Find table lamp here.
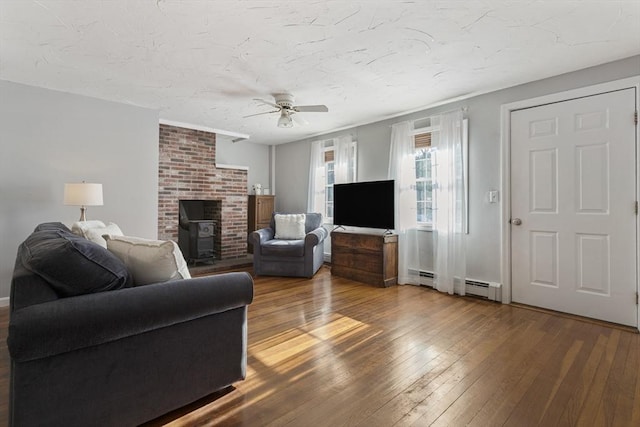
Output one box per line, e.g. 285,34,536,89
64,182,103,221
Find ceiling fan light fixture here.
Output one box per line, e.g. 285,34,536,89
277,111,293,128
250,93,328,128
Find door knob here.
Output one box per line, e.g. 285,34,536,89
511,218,522,226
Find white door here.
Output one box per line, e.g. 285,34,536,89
511,88,637,326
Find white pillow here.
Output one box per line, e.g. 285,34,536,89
274,214,306,240
71,220,106,237
84,223,124,248
104,235,191,286
71,220,124,247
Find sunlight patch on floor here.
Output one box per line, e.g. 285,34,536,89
251,313,378,373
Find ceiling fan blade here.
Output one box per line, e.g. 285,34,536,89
292,113,309,126
254,98,280,109
243,109,280,118
294,105,328,113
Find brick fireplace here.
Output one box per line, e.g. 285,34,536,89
158,124,247,259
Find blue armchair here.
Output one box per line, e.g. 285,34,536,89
248,212,328,278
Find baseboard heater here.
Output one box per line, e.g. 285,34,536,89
414,270,502,302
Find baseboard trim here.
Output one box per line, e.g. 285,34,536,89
408,269,502,302
0,297,9,307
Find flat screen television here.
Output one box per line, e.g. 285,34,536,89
333,180,395,230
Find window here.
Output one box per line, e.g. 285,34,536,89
413,123,439,227
412,116,468,231
321,137,357,223
324,148,335,220
415,133,434,225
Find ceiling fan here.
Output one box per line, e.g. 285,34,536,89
244,93,328,128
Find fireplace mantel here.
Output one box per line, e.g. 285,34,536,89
216,163,249,171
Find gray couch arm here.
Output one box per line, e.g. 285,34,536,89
305,227,328,249
249,227,275,254
8,272,254,362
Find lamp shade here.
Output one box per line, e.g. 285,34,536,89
64,183,103,206
277,111,293,128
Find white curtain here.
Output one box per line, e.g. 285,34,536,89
388,121,419,285
307,140,325,213
308,136,356,213
433,110,466,295
333,135,354,184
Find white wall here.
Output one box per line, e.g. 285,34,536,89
216,136,271,195
275,55,640,283
0,80,159,299
273,139,314,213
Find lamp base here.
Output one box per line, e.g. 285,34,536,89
79,206,87,222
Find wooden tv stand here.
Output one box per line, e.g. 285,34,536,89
330,230,398,287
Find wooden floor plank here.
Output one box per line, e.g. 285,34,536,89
278,302,506,427
597,330,633,426
429,315,549,427
612,330,638,427
0,265,639,427
556,330,610,426
575,329,622,426
360,310,529,427
632,335,640,426
409,313,560,427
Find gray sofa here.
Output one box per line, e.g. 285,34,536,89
7,222,254,427
248,212,328,278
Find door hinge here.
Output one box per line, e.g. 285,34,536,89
636,292,639,305
635,110,639,125
635,201,639,215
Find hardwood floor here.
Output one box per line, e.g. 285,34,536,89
1,265,639,426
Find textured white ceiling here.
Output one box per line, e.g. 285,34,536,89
1,1,639,145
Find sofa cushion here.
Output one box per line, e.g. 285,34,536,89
261,239,305,257
20,228,132,297
105,235,191,286
274,214,306,240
